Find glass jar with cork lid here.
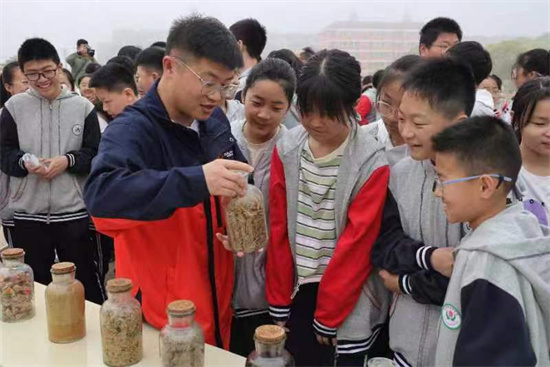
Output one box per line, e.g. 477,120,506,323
100,278,143,367
160,300,205,367
246,325,295,366
45,261,86,343
222,172,268,253
0,248,35,322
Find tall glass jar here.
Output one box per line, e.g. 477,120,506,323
100,278,143,367
246,325,295,367
0,248,35,322
160,300,205,367
222,172,268,253
45,262,86,343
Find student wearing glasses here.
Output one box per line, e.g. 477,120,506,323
364,54,422,167
419,17,462,59
0,38,104,304
84,15,253,349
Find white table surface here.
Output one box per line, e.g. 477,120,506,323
0,283,246,367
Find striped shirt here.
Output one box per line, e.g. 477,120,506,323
295,137,349,284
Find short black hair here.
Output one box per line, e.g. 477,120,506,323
1,62,21,107
372,69,385,89
377,55,423,99
300,47,315,62
515,48,550,77
167,15,243,70
77,39,88,47
402,58,476,118
135,47,165,74
267,49,303,79
18,38,60,71
297,49,362,125
107,55,135,74
244,58,296,105
117,45,143,61
229,18,267,62
447,41,492,85
151,41,166,49
84,62,102,74
488,74,503,90
432,115,522,191
61,68,75,91
89,63,138,95
420,17,463,48
512,76,550,142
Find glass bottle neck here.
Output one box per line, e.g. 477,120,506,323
255,340,285,357
168,312,195,328
51,271,76,284
3,257,24,267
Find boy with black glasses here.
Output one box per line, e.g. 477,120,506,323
0,38,104,303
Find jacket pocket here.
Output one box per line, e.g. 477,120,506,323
11,177,28,202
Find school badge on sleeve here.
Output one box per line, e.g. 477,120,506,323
442,304,462,330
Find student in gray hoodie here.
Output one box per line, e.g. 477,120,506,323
432,116,550,366
227,58,295,356
0,38,103,303
372,58,476,367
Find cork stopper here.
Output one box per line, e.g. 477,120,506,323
1,248,25,260
106,278,133,293
167,300,196,316
51,262,76,275
254,325,286,344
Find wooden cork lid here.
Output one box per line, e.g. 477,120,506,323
51,262,76,274
167,300,196,315
254,325,286,344
106,278,133,293
1,248,25,260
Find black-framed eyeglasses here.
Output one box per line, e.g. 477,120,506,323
170,55,235,97
24,69,58,82
375,100,397,117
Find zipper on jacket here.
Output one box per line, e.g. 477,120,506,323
47,101,54,223
203,199,224,348
214,197,223,228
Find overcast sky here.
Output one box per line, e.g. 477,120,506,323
1,0,549,62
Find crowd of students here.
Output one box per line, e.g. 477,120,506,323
0,14,549,367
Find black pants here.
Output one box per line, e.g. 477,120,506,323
230,311,273,357
89,230,114,284
2,226,14,247
13,218,106,304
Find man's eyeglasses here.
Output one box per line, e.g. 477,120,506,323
375,100,397,117
170,55,235,97
433,174,512,193
24,69,57,82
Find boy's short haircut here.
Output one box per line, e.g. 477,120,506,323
135,47,165,74
297,49,361,125
432,115,522,190
117,45,143,61
402,58,476,118
167,15,243,70
447,41,493,85
300,47,315,62
89,63,138,95
419,17,463,48
77,39,88,47
377,55,423,99
267,48,303,78
107,55,135,75
229,18,267,62
18,38,60,70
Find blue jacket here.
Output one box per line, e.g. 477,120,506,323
84,82,246,349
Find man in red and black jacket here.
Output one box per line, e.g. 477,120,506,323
84,15,252,349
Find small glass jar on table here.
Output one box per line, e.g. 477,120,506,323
100,278,143,367
160,300,205,367
246,325,295,367
222,172,268,253
45,262,86,343
0,248,35,322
